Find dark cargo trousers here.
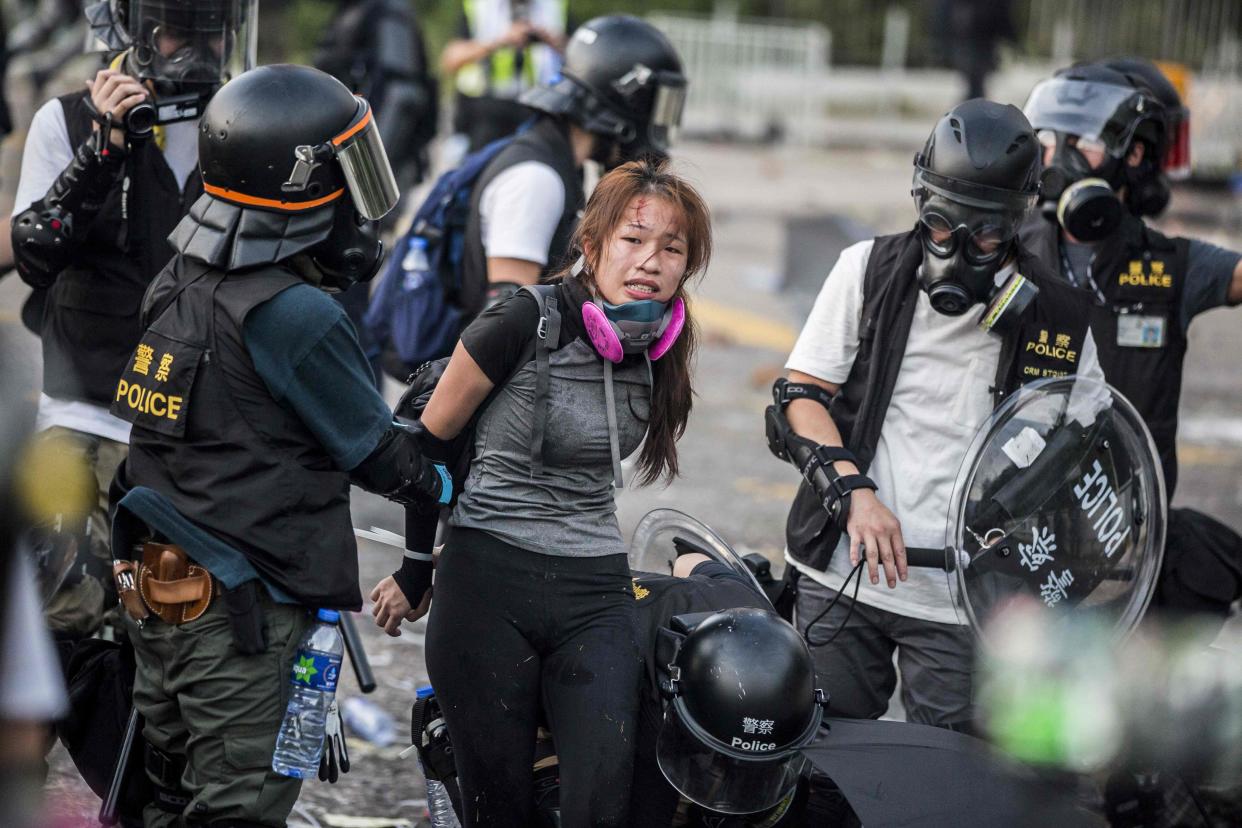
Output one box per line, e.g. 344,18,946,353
795,576,976,728
125,594,311,826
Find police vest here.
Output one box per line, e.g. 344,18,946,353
460,116,582,316
786,229,1093,572
1022,212,1190,498
113,257,361,608
40,91,201,405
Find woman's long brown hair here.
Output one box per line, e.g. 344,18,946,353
556,158,712,485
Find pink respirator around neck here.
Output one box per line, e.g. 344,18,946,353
581,298,686,363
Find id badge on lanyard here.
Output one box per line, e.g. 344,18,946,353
1115,310,1167,349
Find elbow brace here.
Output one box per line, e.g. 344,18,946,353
12,135,126,288
350,423,453,506
765,378,877,530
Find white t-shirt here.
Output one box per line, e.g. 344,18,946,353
13,98,200,444
784,239,1104,624
478,160,566,266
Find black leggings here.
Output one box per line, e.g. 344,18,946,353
425,528,641,827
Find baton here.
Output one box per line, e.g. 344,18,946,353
339,611,377,694
98,706,141,826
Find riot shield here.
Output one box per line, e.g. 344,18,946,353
944,376,1165,642
629,508,769,603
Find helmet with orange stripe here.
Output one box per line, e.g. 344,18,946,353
172,63,400,289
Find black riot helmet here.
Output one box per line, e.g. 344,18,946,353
520,15,687,164
911,99,1041,326
1024,62,1169,230
657,608,827,815
178,64,400,288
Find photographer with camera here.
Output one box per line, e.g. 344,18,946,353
9,0,254,641
442,0,569,152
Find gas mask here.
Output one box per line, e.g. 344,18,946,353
307,199,385,292
914,190,1037,334
1037,131,1124,243
114,0,256,131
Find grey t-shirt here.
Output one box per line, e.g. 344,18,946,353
1061,237,1239,333
452,298,652,558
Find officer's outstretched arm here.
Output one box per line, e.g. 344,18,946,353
12,136,125,288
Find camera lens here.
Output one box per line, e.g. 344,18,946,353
125,101,157,137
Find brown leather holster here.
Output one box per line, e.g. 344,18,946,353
113,543,213,624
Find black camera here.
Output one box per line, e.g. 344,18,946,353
123,91,206,138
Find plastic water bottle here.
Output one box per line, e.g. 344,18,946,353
272,609,344,778
402,237,430,291
416,686,461,828
340,696,398,746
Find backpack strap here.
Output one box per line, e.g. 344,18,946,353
522,284,561,476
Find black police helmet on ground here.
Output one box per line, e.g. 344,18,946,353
521,15,685,156
658,608,824,814
199,64,356,213
673,608,819,751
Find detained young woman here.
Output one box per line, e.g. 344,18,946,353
370,158,713,826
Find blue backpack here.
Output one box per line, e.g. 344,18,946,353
363,128,524,372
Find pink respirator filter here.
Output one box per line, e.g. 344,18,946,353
581,297,686,363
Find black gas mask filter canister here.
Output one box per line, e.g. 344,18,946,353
1039,131,1124,243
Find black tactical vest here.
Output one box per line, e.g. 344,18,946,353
460,116,583,317
113,257,361,608
1022,212,1190,497
787,229,1093,572
40,91,202,404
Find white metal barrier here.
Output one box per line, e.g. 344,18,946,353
648,12,831,146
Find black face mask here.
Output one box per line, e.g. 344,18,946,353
309,201,385,292
1040,132,1124,242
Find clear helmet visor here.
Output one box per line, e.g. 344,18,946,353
127,0,256,90
333,99,400,221
656,705,810,815
1023,78,1148,159
944,376,1166,645
647,79,687,152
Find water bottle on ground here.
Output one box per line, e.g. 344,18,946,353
272,609,344,778
341,696,399,746
416,686,460,828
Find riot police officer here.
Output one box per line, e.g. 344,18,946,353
9,0,253,640
459,14,687,316
1022,59,1242,501
1021,60,1242,622
108,64,449,827
771,100,1104,734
